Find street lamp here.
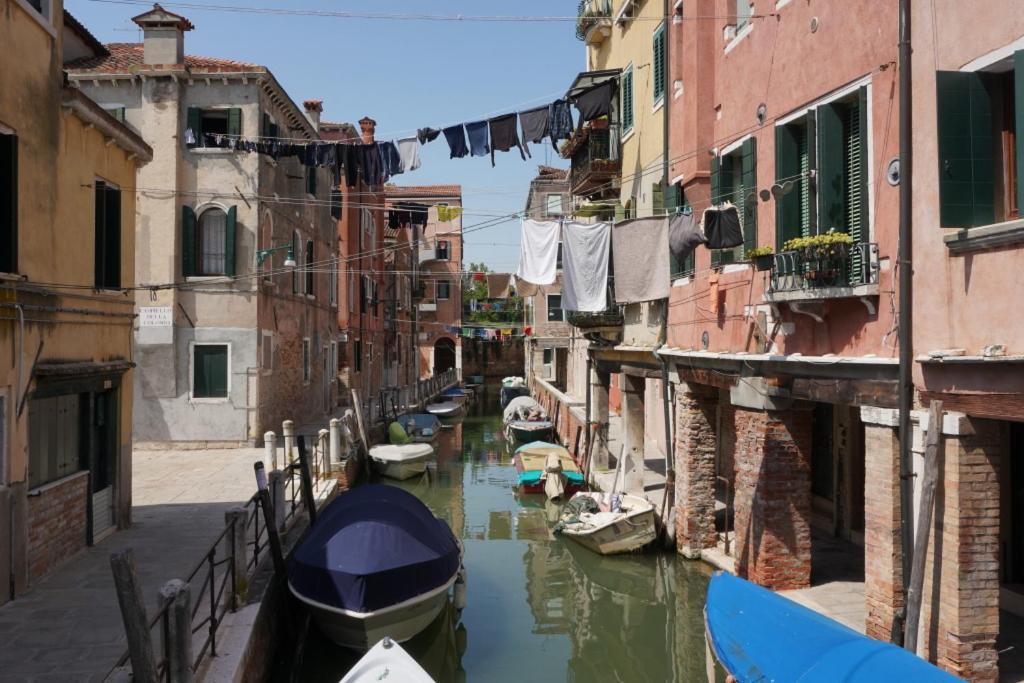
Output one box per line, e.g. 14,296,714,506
256,244,297,268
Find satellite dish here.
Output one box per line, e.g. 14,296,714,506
781,180,795,196
770,184,784,199
759,189,772,202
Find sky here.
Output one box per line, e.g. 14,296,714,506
65,0,584,273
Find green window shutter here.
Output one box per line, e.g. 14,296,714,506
817,101,846,233
0,134,16,273
846,87,870,281
194,345,228,398
111,107,126,123
652,182,665,214
224,205,237,277
227,108,242,138
775,124,802,249
664,183,680,212
292,232,299,294
653,25,666,104
1015,51,1024,217
614,202,626,221
622,68,634,131
186,107,202,147
306,240,314,296
182,205,197,277
262,113,270,137
710,155,722,267
741,136,758,254
937,71,994,228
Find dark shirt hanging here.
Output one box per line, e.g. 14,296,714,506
669,211,706,263
465,120,490,158
574,80,615,126
417,127,441,144
360,143,385,186
488,114,526,167
548,99,575,152
443,124,469,159
518,105,549,157
397,202,429,228
342,144,361,187
380,141,403,177
703,205,744,250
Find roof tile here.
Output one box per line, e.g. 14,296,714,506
65,43,262,73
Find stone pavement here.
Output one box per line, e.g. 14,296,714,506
0,448,263,683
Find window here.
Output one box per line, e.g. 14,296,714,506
193,344,229,399
547,294,564,321
710,137,758,264
28,394,83,489
546,193,564,217
25,0,52,21
669,189,696,279
305,240,314,297
105,107,126,123
261,332,274,372
94,181,121,289
329,265,338,307
186,107,242,147
302,338,311,383
556,241,563,270
354,339,362,372
331,189,342,220
1,131,17,274
330,341,338,376
183,206,237,277
0,393,6,487
262,113,279,139
775,87,869,260
937,54,1024,228
437,239,450,261
542,348,553,379
437,280,451,300
622,65,635,132
292,231,301,294
653,23,667,105
306,165,317,197
736,0,752,30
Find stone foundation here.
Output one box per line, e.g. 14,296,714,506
27,472,88,584
674,385,718,557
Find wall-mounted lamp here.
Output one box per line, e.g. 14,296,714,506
256,244,297,268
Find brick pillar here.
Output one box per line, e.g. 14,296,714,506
622,374,646,494
920,418,1001,682
862,409,904,643
591,367,610,470
732,406,812,590
674,384,718,558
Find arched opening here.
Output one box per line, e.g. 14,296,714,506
198,207,227,275
433,337,456,374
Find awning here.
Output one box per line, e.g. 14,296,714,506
35,360,134,377
566,68,621,99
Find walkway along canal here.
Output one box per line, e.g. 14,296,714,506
286,385,713,682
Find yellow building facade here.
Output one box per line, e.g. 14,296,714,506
0,0,151,600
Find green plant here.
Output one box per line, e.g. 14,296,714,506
744,246,774,259
782,229,853,256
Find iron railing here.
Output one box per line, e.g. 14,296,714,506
569,124,621,197
768,242,879,294
576,0,612,40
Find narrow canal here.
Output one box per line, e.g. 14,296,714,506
296,385,713,682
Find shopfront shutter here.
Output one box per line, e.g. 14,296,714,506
186,107,201,147
817,101,846,233
937,71,994,228
224,205,237,277
182,205,197,277
741,136,758,254
227,108,242,138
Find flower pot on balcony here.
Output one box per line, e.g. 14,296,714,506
753,254,774,271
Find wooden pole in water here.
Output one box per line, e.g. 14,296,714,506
296,436,318,527
254,461,287,578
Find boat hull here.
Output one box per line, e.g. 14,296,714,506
372,457,429,480
508,423,553,443
290,573,457,650
560,507,657,554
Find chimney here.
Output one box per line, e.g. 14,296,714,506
131,4,194,66
303,100,323,132
359,117,377,144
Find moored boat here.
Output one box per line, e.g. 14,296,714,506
704,572,960,682
397,413,443,444
339,637,435,683
507,419,554,443
513,441,585,498
426,401,462,418
440,387,473,404
370,443,434,480
289,485,463,651
554,491,656,555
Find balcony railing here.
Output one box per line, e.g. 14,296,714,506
767,242,880,297
568,123,621,198
576,0,613,43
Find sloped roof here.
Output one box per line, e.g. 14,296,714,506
535,165,569,181
384,184,462,199
65,43,263,73
63,11,109,58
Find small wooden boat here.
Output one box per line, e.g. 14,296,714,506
704,572,960,682
554,491,656,555
370,443,434,480
513,442,585,499
289,486,462,651
426,401,462,418
499,385,529,410
397,414,443,444
340,637,435,683
440,387,473,404
507,419,554,443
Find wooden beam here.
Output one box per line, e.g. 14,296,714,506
674,365,737,391
791,378,899,408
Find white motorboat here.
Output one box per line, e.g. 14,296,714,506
425,401,462,418
555,491,657,555
339,637,435,683
369,443,434,480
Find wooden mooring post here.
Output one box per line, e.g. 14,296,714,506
158,579,193,683
296,436,318,526
109,548,159,682
254,461,287,578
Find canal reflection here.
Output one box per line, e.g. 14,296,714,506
297,385,712,682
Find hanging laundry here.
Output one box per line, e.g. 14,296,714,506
488,113,526,166
516,219,560,286
703,204,743,250
397,137,421,173
465,120,490,157
470,299,479,312
574,80,615,126
418,127,441,145
380,141,402,177
342,144,361,187
443,124,469,159
184,128,197,146
524,326,533,336
518,105,549,156
486,273,512,299
493,302,503,312
437,205,463,222
548,99,575,152
612,217,671,304
561,221,611,312
709,270,721,316
669,211,706,264
360,143,386,185
501,328,513,336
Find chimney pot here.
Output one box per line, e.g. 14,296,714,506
132,3,194,66
359,116,377,144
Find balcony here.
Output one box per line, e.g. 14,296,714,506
566,285,624,346
576,0,613,45
566,123,621,199
765,242,881,318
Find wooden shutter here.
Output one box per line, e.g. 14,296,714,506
94,181,106,287
194,345,228,398
104,185,121,288
847,88,870,282
937,71,995,228
775,124,802,248
262,113,271,137
622,68,634,131
817,101,846,233
1015,51,1024,217
306,240,314,296
652,182,665,215
741,136,758,254
182,205,197,277
186,107,202,147
227,108,242,138
710,155,722,266
292,232,299,293
111,108,126,123
224,205,237,277
653,25,666,104
0,134,16,273
331,189,342,219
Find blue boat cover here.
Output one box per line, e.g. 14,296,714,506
289,485,460,613
705,572,962,682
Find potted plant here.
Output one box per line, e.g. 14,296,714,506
745,246,774,271
782,230,854,286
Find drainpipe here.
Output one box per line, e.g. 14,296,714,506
662,0,670,188
656,343,675,544
896,0,915,648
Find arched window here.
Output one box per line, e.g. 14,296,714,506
199,208,227,275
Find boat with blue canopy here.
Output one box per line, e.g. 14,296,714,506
289,485,463,651
704,572,962,682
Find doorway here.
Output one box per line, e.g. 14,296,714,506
88,389,117,541
434,338,456,374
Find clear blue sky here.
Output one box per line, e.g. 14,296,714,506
66,0,582,273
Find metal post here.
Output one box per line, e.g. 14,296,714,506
282,420,295,464
225,507,249,609
329,418,342,471
896,0,915,648
110,549,159,682
297,436,318,526
317,428,329,478
269,469,286,532
159,579,193,683
254,462,287,578
264,431,278,471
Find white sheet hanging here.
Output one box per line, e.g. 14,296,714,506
397,137,421,172
560,221,611,312
515,219,560,286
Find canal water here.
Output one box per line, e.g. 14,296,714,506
296,386,713,682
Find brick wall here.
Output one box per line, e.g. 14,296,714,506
674,386,719,557
532,381,587,463
462,338,525,379
732,407,812,590
864,423,904,642
27,472,88,584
